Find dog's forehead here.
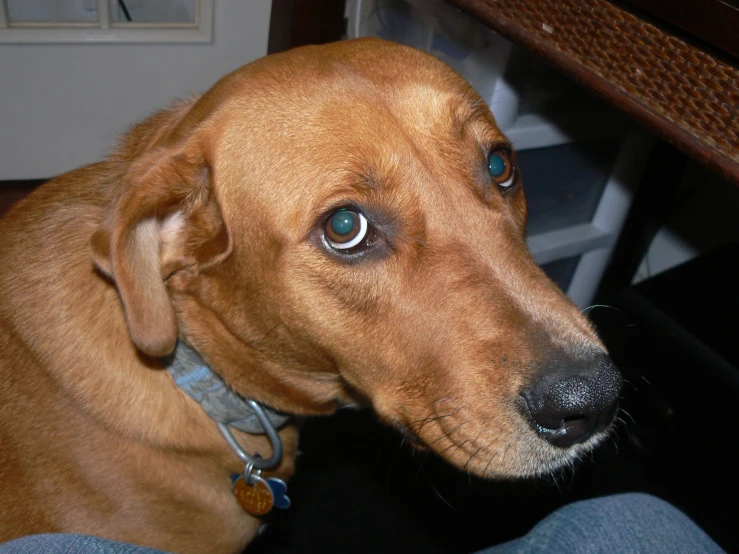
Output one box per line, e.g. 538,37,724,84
318,53,486,135
208,39,501,154
211,40,509,223
227,40,481,128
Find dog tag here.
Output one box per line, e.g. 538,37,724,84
266,477,291,510
233,475,274,516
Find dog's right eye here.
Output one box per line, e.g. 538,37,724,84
324,209,369,251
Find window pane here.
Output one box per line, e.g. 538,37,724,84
109,0,196,24
6,0,98,23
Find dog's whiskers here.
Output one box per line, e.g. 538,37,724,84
408,400,464,439
413,420,468,486
428,421,467,449
462,429,488,478
417,465,459,512
412,409,459,433
408,398,451,424
619,407,636,425
581,303,623,316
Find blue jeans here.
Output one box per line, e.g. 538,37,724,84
477,493,724,554
0,493,724,553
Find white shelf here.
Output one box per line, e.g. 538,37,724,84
528,223,613,265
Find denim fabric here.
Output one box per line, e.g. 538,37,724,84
478,493,724,554
0,493,725,553
0,534,170,553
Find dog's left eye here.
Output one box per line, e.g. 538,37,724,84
324,209,369,250
488,149,516,190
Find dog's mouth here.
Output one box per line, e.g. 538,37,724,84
386,403,616,479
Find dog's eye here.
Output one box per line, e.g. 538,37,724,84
488,149,516,189
325,209,369,250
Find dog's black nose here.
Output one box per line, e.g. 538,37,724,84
521,353,621,448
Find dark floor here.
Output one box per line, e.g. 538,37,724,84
249,245,739,554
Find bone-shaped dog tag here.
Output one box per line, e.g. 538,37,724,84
233,475,274,516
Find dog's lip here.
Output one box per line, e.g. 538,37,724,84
390,409,610,478
390,421,425,447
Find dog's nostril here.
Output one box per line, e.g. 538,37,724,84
522,355,622,448
559,416,592,444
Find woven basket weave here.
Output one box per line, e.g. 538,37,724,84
450,0,739,184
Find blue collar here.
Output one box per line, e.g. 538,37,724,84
167,341,291,513
166,341,290,435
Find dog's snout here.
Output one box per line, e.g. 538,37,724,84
522,353,622,448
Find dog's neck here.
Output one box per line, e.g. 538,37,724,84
167,341,290,434
168,341,294,516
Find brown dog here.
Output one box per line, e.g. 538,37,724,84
0,38,621,553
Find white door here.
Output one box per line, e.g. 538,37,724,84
0,1,272,180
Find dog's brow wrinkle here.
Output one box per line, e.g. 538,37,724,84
335,167,377,191
450,90,498,134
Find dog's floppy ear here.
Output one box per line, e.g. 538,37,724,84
91,138,231,358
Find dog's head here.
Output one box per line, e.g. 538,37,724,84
92,38,620,478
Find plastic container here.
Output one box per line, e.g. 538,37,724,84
347,0,519,129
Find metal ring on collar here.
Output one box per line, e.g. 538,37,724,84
217,400,284,470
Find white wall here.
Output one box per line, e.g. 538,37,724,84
0,1,272,180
